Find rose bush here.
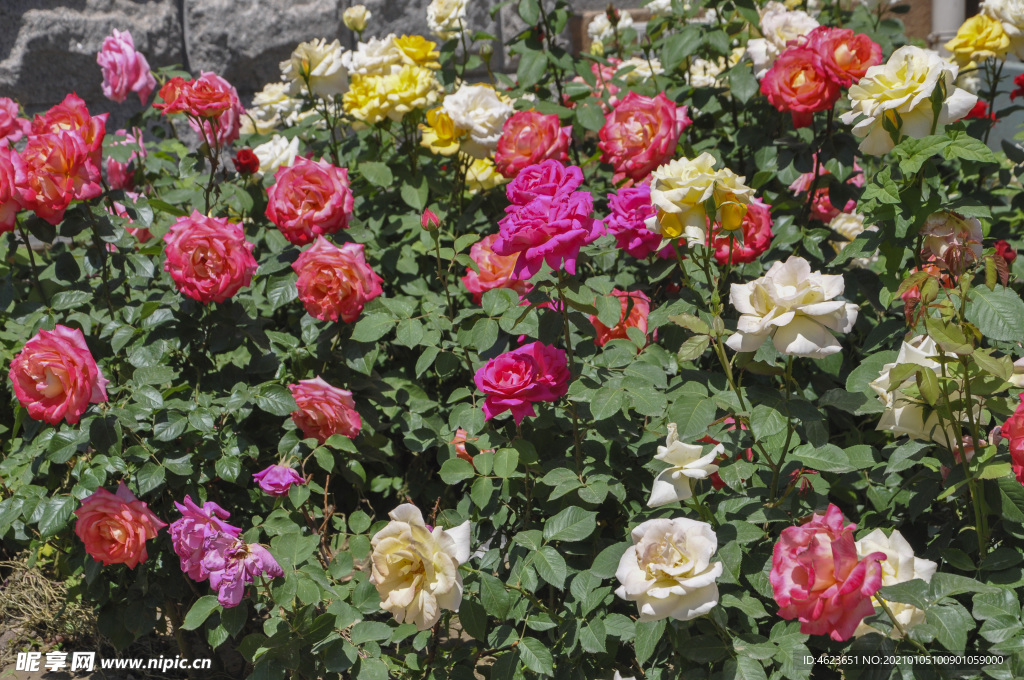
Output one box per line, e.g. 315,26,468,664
2,1,1024,679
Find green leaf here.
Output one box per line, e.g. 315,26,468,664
518,50,548,89
359,161,393,186
543,506,597,542
591,542,629,579
182,595,220,630
350,313,395,343
666,391,716,441
439,458,475,484
51,290,92,310
350,621,393,645
924,318,972,355
518,636,553,676
533,546,567,589
493,448,519,478
966,285,1024,342
925,603,973,652
634,619,666,665
255,384,297,416
38,496,75,538
728,65,759,103
662,26,701,72
576,101,606,132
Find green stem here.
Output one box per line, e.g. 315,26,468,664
14,219,48,306
556,271,583,471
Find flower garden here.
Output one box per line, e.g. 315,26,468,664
2,0,1024,677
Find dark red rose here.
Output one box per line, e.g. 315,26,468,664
232,148,259,175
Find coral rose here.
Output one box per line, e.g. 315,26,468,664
96,29,157,104
74,483,166,569
589,289,651,347
605,185,671,259
615,518,722,621
188,73,244,147
461,233,532,303
162,211,257,304
292,237,383,322
170,496,241,582
760,45,840,128
494,110,571,178
710,197,774,265
805,27,882,87
9,325,109,426
0,97,30,146
266,157,355,246
31,93,108,172
289,376,362,443
370,504,471,629
598,91,691,183
17,131,101,224
252,464,306,497
770,504,885,641
474,341,570,424
0,147,25,233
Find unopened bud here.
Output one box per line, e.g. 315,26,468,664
421,208,441,231
480,43,494,65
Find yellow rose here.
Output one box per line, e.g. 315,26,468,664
394,35,441,70
384,65,441,121
712,169,753,232
945,14,1010,65
465,156,506,193
343,74,390,125
419,107,465,156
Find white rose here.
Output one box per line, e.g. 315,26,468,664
341,35,403,77
615,518,722,621
428,0,468,40
343,4,372,33
241,82,304,135
841,46,977,156
854,529,937,638
687,57,726,88
280,39,348,98
588,11,634,42
253,134,300,176
370,504,472,630
648,423,721,507
613,673,637,680
441,84,513,158
869,335,967,444
747,3,818,77
726,256,859,358
618,57,664,83
646,0,673,16
983,0,1024,57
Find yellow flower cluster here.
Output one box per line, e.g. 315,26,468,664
341,35,443,125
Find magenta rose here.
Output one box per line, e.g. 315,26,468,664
474,341,569,424
266,157,355,246
97,29,157,104
605,184,673,259
202,536,283,607
598,91,691,184
170,496,241,582
163,211,258,304
9,325,109,426
770,504,885,641
494,110,572,179
0,97,29,146
290,377,362,443
252,464,306,497
292,237,383,323
504,159,584,207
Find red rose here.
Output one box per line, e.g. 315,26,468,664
233,149,259,175
996,239,1018,263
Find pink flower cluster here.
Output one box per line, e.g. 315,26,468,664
770,504,885,641
492,160,603,280
761,27,881,128
474,341,569,424
170,496,282,607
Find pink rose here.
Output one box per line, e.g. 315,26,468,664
97,29,157,104
598,92,691,184
292,237,383,322
605,184,673,259
106,128,146,191
74,483,166,569
17,132,102,225
461,233,533,303
494,190,603,280
770,504,885,641
170,496,241,582
266,157,355,246
0,98,30,146
187,73,243,147
290,377,362,443
252,464,306,497
31,93,108,173
805,27,882,87
9,324,109,426
760,46,840,128
494,110,572,179
589,289,651,347
0,147,25,233
710,197,774,265
474,341,569,424
202,536,283,607
504,159,584,207
163,211,257,304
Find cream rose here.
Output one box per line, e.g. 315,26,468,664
615,518,722,621
747,2,819,77
726,256,858,358
646,0,673,16
618,57,664,83
343,5,372,33
869,335,966,445
983,0,1024,57
648,424,721,507
253,134,300,175
587,11,635,43
841,46,977,156
428,0,468,40
341,35,403,77
369,504,472,630
441,84,514,158
280,39,348,98
853,529,937,638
